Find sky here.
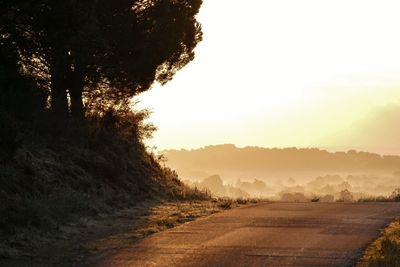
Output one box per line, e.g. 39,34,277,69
137,0,400,155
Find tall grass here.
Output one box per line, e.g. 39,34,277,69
357,219,400,267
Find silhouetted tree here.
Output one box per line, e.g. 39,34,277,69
1,0,202,119
0,26,46,119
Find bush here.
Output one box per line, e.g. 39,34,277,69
320,195,335,202
357,219,400,267
365,234,400,267
236,198,248,205
311,196,320,202
391,188,400,202
378,237,400,266
218,199,234,209
337,189,354,202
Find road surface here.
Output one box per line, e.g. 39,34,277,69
90,202,400,267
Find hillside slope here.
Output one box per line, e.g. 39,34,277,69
0,114,207,260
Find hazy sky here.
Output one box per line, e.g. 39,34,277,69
137,0,400,155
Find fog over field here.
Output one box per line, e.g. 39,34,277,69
162,145,400,200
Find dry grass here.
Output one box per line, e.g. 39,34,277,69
357,218,400,267
86,198,260,253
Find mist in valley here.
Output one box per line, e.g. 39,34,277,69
183,173,400,201
163,145,400,201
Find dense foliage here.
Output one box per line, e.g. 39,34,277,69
0,0,202,118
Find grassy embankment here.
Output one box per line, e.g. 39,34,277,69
357,189,400,266
357,218,400,267
0,109,209,264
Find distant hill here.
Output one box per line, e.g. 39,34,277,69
161,144,400,180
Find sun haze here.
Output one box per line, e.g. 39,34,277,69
137,0,400,155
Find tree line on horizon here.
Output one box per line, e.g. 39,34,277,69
162,144,400,172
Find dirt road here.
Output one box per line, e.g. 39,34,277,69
89,202,400,267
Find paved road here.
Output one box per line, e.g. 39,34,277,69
92,202,400,267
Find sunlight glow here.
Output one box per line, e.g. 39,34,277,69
137,0,400,155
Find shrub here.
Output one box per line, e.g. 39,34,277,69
320,195,335,202
357,219,400,267
236,198,248,205
391,188,400,202
218,199,233,209
378,237,400,266
311,196,320,202
366,234,400,266
337,189,354,202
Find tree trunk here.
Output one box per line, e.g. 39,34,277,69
68,60,85,119
50,49,69,118
69,79,84,119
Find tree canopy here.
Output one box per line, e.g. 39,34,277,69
0,0,203,118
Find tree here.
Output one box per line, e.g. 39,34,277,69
1,0,203,119
391,188,400,202
0,23,46,119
